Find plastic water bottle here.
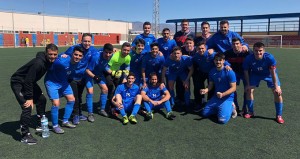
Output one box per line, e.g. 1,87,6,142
41,115,50,138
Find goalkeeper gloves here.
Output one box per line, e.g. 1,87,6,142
93,75,101,83
122,70,129,76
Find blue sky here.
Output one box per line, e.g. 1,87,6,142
0,0,299,23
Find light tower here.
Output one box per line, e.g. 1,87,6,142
152,0,159,37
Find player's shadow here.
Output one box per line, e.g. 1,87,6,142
252,115,275,121
194,115,220,124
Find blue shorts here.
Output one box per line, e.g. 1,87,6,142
143,101,165,110
202,96,233,124
250,73,280,88
45,81,73,100
116,98,135,112
167,72,187,81
86,76,106,88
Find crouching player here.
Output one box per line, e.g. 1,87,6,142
44,46,84,134
111,73,142,125
141,72,175,120
200,53,236,124
243,42,284,124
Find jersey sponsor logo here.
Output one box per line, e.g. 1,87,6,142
164,47,168,50
126,93,130,97
152,94,157,98
257,67,263,71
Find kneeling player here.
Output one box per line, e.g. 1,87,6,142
200,53,237,124
111,73,142,125
45,46,84,133
243,42,284,124
141,72,175,120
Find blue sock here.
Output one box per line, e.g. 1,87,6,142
119,108,126,117
100,93,108,110
246,100,254,113
184,91,190,106
86,93,93,113
131,104,140,116
275,102,283,116
144,102,152,113
63,101,75,123
164,100,172,112
170,90,175,105
51,106,59,126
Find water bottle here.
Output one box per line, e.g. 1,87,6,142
41,115,50,138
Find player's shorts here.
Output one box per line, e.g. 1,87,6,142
202,95,234,124
167,72,187,81
86,76,106,88
115,98,135,112
45,81,73,100
250,73,281,88
143,100,166,110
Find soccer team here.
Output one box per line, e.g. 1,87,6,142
10,20,285,145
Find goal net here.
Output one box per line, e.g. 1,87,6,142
242,35,282,48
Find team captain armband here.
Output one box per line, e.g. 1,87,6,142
269,65,276,70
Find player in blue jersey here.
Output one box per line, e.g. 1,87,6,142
192,41,216,112
141,42,165,88
194,21,212,45
157,28,177,59
44,46,84,133
224,38,252,115
65,33,99,123
141,72,175,120
131,21,156,53
174,19,195,48
161,46,194,112
111,73,142,125
200,53,237,124
130,39,146,85
11,44,58,145
206,20,248,53
243,42,284,124
85,43,114,118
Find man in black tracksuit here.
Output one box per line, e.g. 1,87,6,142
10,43,58,145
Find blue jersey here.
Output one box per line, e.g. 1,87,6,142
193,51,216,73
142,85,167,101
157,38,177,59
65,44,98,80
243,52,277,77
206,30,248,53
45,56,78,85
142,53,165,77
87,51,111,77
130,50,146,78
209,67,236,98
132,34,156,53
114,83,140,104
164,55,192,74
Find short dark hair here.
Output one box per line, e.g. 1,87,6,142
162,28,170,32
149,72,158,79
82,33,92,40
143,21,151,27
45,43,58,52
220,20,229,25
214,53,225,60
135,38,145,46
196,41,206,47
232,37,241,43
103,43,114,52
73,46,84,54
150,42,159,48
172,46,182,53
253,42,265,48
127,72,135,78
201,21,210,27
121,42,131,48
185,37,194,43
181,19,189,23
